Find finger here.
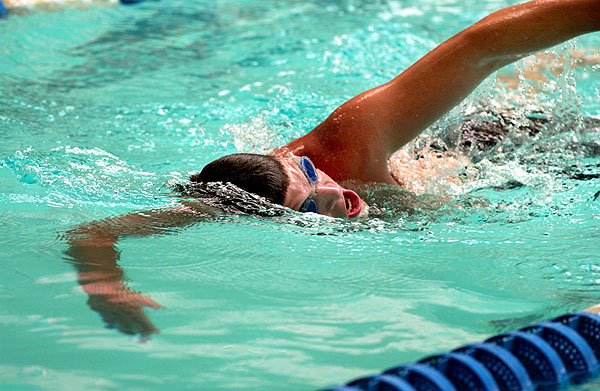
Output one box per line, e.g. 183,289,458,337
124,292,163,309
104,290,163,309
139,294,163,309
131,311,160,336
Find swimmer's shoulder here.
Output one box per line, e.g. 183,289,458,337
276,123,398,185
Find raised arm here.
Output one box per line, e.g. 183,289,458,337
291,0,600,184
64,203,211,337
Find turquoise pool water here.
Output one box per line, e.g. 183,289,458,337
1,1,599,390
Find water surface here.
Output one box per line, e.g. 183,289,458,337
1,0,599,390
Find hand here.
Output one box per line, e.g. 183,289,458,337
83,279,163,336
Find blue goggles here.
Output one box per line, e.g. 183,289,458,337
294,156,319,213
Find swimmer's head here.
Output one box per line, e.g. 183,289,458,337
190,153,289,205
189,153,368,219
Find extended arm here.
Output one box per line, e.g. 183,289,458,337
64,203,211,336
293,0,600,184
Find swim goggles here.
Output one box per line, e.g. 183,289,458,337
293,156,319,213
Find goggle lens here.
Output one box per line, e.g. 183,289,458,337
294,156,319,214
299,157,318,184
300,199,318,213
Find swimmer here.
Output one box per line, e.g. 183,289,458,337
65,0,600,336
194,0,600,219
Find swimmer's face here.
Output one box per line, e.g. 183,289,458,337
279,156,368,219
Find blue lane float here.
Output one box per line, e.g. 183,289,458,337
521,322,599,383
486,331,569,390
0,0,8,18
0,0,145,18
554,313,600,360
454,343,534,391
385,364,457,391
320,312,600,391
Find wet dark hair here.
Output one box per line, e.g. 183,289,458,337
189,153,289,205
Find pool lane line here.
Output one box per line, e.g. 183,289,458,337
0,0,147,18
320,307,600,391
0,0,8,18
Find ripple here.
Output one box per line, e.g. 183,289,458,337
515,258,600,287
2,146,170,210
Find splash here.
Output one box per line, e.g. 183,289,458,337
222,112,285,154
389,42,599,199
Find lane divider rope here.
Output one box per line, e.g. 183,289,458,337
321,312,600,391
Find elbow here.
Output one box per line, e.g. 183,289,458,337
66,225,117,249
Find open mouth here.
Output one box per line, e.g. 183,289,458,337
343,190,362,218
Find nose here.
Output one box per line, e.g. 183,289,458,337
316,186,346,217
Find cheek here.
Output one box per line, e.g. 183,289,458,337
316,192,346,218
284,183,311,211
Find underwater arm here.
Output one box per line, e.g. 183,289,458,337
312,0,600,168
64,203,209,336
